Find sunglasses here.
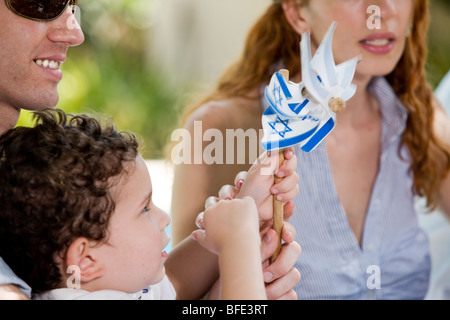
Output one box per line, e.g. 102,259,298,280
5,0,77,21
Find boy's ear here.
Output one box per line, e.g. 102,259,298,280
282,0,310,35
65,237,105,283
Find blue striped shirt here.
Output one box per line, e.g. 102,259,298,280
289,76,431,299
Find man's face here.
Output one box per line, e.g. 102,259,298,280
0,1,84,112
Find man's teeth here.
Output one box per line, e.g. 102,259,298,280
35,59,60,69
363,39,390,46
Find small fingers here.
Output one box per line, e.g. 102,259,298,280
195,211,204,229
191,229,206,245
205,196,219,209
218,184,238,200
234,171,247,190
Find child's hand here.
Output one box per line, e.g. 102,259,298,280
191,197,260,255
202,148,301,299
211,148,299,223
191,197,267,300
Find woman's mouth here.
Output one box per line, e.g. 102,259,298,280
360,33,396,55
361,38,391,46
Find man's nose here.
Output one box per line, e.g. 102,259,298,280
46,6,85,47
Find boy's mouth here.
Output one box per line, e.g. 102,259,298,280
162,235,170,258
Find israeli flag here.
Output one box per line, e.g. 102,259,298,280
261,22,359,152
262,71,335,152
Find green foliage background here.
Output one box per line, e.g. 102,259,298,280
427,0,450,88
17,0,450,159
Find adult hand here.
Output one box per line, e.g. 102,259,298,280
260,219,301,300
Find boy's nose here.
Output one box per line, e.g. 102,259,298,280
158,208,171,230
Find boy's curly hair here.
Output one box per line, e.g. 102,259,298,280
0,109,139,294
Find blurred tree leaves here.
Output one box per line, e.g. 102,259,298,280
427,0,450,88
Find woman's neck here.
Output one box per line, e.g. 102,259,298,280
335,74,380,128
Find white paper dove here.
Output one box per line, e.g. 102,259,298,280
261,22,360,152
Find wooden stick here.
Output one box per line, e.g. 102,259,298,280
301,86,346,113
268,70,347,263
280,69,346,114
271,150,285,263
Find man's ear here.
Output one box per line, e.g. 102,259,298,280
282,0,310,35
65,237,105,283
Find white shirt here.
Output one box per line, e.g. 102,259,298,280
33,275,176,300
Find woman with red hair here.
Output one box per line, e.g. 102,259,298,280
171,0,450,299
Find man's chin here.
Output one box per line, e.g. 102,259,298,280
21,94,59,112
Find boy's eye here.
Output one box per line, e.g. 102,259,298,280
142,205,150,214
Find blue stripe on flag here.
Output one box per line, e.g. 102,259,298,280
289,99,309,114
276,72,292,99
261,124,319,151
301,117,334,152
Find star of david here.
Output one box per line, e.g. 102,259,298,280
269,117,292,138
272,84,283,108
